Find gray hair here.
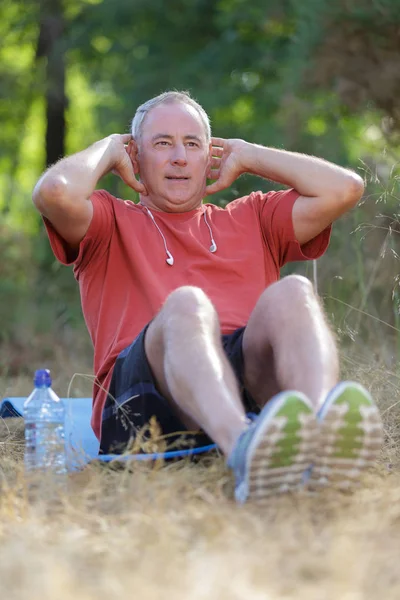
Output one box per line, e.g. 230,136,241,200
131,91,211,144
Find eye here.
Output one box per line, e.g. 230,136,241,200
187,141,199,147
156,140,170,146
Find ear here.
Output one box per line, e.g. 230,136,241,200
127,139,140,175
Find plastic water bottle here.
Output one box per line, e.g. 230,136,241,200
23,369,67,477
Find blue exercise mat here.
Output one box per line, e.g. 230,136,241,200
0,397,217,468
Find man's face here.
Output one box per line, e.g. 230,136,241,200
133,102,211,212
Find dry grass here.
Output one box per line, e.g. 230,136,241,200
1,344,400,600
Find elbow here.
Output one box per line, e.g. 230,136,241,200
342,173,365,208
33,174,69,214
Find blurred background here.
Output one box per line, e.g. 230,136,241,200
1,0,400,383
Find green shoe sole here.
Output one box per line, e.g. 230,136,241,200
232,391,318,503
309,382,384,490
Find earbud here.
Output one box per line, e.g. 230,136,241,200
166,251,174,266
210,241,217,253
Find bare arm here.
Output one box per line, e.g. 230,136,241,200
206,139,364,244
32,134,146,250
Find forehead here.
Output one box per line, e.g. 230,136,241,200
142,103,206,139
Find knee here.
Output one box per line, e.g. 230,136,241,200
275,275,314,298
163,286,217,324
260,275,316,314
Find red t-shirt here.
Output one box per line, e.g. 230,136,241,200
44,188,331,440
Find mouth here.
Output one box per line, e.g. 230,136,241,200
165,176,190,181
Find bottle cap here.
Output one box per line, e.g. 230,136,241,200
34,369,52,387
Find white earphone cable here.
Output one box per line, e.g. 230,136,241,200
144,207,174,265
203,210,217,253
143,205,217,266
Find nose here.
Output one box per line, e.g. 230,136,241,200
171,144,187,167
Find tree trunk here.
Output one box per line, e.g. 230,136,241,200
36,0,67,167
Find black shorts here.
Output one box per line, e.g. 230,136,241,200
100,325,259,454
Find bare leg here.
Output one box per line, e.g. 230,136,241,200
243,275,339,411
145,286,248,456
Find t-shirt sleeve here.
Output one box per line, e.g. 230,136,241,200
42,189,115,276
257,188,331,267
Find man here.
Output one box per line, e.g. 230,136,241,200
33,91,383,503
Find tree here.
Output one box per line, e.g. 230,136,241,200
37,0,67,166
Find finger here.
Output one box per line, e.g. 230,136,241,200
114,168,147,195
128,177,147,195
121,133,133,143
205,175,229,195
211,147,224,158
208,168,220,180
210,157,221,169
211,137,225,147
205,182,223,196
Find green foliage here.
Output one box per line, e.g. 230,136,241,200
0,224,34,341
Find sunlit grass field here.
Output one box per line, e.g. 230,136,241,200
1,342,400,600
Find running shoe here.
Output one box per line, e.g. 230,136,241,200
228,390,318,503
308,381,384,490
